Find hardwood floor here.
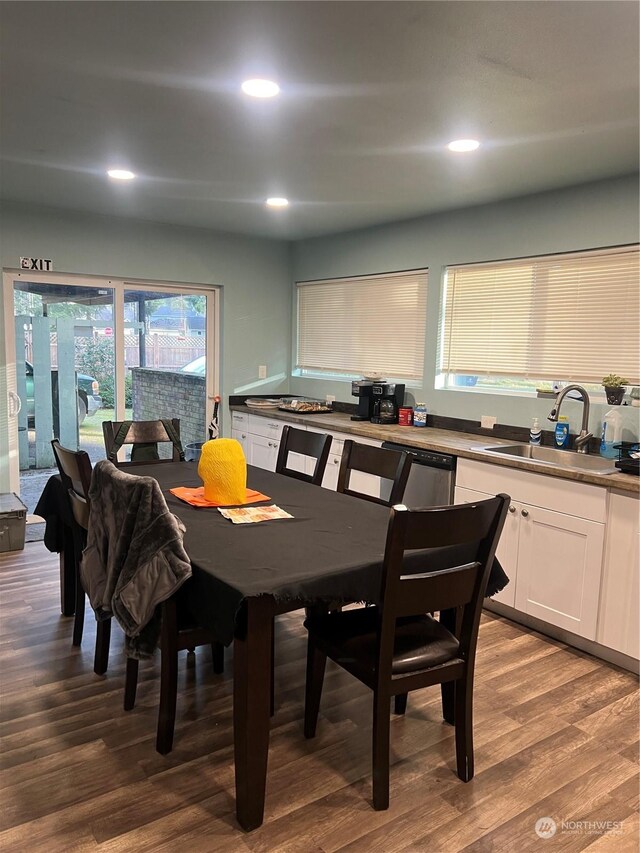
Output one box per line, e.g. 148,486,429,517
0,543,638,852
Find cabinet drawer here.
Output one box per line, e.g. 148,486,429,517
329,431,382,455
248,414,289,439
456,459,606,523
231,411,248,430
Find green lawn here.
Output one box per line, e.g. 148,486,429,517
79,408,134,438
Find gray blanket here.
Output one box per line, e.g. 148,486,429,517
81,459,192,658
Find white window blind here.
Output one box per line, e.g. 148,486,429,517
297,270,428,380
441,245,640,384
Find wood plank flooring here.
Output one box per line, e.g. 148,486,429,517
0,543,638,852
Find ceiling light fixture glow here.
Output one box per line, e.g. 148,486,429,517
241,78,280,98
265,197,289,208
447,139,480,152
107,169,136,180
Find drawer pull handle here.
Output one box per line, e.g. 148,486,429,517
521,509,529,518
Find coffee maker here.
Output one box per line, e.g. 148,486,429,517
350,380,375,421
371,382,405,425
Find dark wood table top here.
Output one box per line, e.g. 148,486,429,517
124,461,508,645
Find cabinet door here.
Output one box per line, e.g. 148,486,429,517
515,504,604,640
597,492,640,659
248,433,279,472
231,428,249,456
322,453,342,490
455,486,519,607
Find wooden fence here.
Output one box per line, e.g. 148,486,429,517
27,333,205,372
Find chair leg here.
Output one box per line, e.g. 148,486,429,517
93,618,111,675
72,568,85,647
156,599,179,755
454,675,474,782
394,693,408,715
439,608,458,725
124,657,139,710
303,639,326,739
70,526,87,647
270,619,275,717
212,641,224,674
372,689,390,810
441,682,455,725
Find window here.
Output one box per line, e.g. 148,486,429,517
296,270,428,381
440,245,639,393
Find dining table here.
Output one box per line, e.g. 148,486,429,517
121,460,508,831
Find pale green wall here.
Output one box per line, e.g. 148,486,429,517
0,201,291,490
290,175,640,441
2,176,639,493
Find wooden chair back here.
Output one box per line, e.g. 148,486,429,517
337,440,411,506
102,418,183,466
51,439,93,531
275,425,332,486
377,494,509,675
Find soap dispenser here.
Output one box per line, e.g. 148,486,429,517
529,417,542,445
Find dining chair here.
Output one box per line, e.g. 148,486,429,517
337,440,412,507
124,591,224,755
102,418,185,466
271,425,332,712
303,493,509,810
51,439,111,674
85,458,223,755
275,425,332,486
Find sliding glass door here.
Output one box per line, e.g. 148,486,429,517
122,288,208,458
3,272,218,515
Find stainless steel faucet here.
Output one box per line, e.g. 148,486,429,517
547,384,593,453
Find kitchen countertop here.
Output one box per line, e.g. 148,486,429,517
230,405,639,495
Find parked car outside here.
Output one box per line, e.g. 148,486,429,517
180,355,206,376
25,361,102,425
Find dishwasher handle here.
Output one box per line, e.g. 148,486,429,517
381,441,456,471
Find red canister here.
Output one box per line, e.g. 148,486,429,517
398,406,413,426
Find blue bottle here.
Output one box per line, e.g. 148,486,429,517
554,416,569,448
414,403,427,427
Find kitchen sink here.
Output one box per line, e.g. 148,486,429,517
476,444,618,474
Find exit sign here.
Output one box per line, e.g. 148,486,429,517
20,257,53,271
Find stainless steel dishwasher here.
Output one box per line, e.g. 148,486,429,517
381,441,456,506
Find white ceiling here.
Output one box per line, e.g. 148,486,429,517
1,1,638,240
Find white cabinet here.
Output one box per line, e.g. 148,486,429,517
314,429,382,498
597,490,640,659
454,486,519,607
231,412,249,456
248,433,280,471
323,451,342,490
246,414,308,475
514,504,604,639
245,416,383,497
455,460,606,640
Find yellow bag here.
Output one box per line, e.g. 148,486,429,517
198,438,247,505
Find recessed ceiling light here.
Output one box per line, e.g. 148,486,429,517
107,169,136,180
241,79,280,98
447,139,480,152
265,197,289,208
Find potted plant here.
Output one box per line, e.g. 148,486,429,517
601,374,628,405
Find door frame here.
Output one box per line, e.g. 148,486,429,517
2,269,221,495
